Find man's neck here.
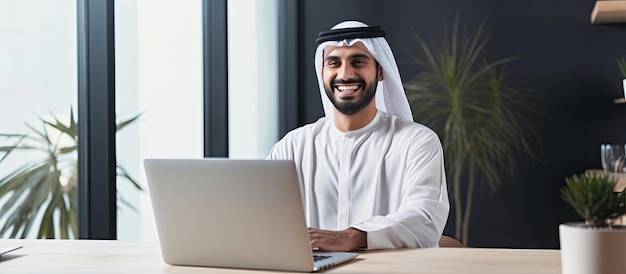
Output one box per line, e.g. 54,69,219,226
332,107,377,132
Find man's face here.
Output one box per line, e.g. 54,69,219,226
322,42,383,115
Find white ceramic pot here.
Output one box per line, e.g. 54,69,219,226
559,223,626,274
623,78,626,98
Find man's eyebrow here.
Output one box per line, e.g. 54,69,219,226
324,55,340,62
324,53,372,62
348,53,371,60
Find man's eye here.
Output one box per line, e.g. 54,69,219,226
326,61,339,67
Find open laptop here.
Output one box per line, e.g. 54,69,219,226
143,158,358,272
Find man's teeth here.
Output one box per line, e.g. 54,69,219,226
336,85,360,91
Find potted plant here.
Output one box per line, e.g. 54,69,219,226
0,108,142,239
559,172,626,274
403,16,542,246
617,55,626,98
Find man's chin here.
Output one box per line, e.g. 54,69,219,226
337,96,356,101
334,102,363,115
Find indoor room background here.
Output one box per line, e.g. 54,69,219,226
1,0,625,249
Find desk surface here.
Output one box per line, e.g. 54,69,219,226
0,239,561,273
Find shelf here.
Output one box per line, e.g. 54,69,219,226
614,97,626,104
591,0,626,24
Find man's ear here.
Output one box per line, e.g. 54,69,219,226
378,64,384,81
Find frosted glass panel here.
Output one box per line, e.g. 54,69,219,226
228,0,279,159
115,0,203,241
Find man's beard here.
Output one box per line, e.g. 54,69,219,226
324,77,377,115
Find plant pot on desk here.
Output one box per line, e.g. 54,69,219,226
559,172,626,274
560,223,626,274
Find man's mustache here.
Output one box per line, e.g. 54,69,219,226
332,78,365,85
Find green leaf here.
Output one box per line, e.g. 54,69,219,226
617,55,626,78
0,107,143,239
116,112,142,132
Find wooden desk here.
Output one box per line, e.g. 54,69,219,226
0,239,561,273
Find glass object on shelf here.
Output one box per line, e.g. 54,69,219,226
601,144,626,173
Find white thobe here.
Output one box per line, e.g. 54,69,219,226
266,110,449,250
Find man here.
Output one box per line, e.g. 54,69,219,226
266,20,449,251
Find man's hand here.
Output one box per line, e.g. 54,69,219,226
308,227,367,252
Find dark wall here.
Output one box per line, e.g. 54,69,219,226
296,0,626,248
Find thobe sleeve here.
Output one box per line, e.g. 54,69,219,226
265,133,295,161
351,130,449,249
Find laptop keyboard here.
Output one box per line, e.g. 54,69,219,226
313,255,331,262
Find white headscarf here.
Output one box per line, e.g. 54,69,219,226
314,20,414,121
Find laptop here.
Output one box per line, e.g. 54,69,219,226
143,158,358,272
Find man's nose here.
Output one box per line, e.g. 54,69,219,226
337,64,355,80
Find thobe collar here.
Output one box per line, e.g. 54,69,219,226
329,110,383,139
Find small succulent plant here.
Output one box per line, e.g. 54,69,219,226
561,173,626,227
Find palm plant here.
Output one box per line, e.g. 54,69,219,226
403,17,541,246
0,108,142,239
617,55,626,78
561,173,626,227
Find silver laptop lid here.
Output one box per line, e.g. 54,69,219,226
144,158,318,272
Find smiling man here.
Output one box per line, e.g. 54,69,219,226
323,42,378,115
267,21,450,251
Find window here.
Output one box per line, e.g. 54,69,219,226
0,0,78,239
115,0,203,240
228,0,279,159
